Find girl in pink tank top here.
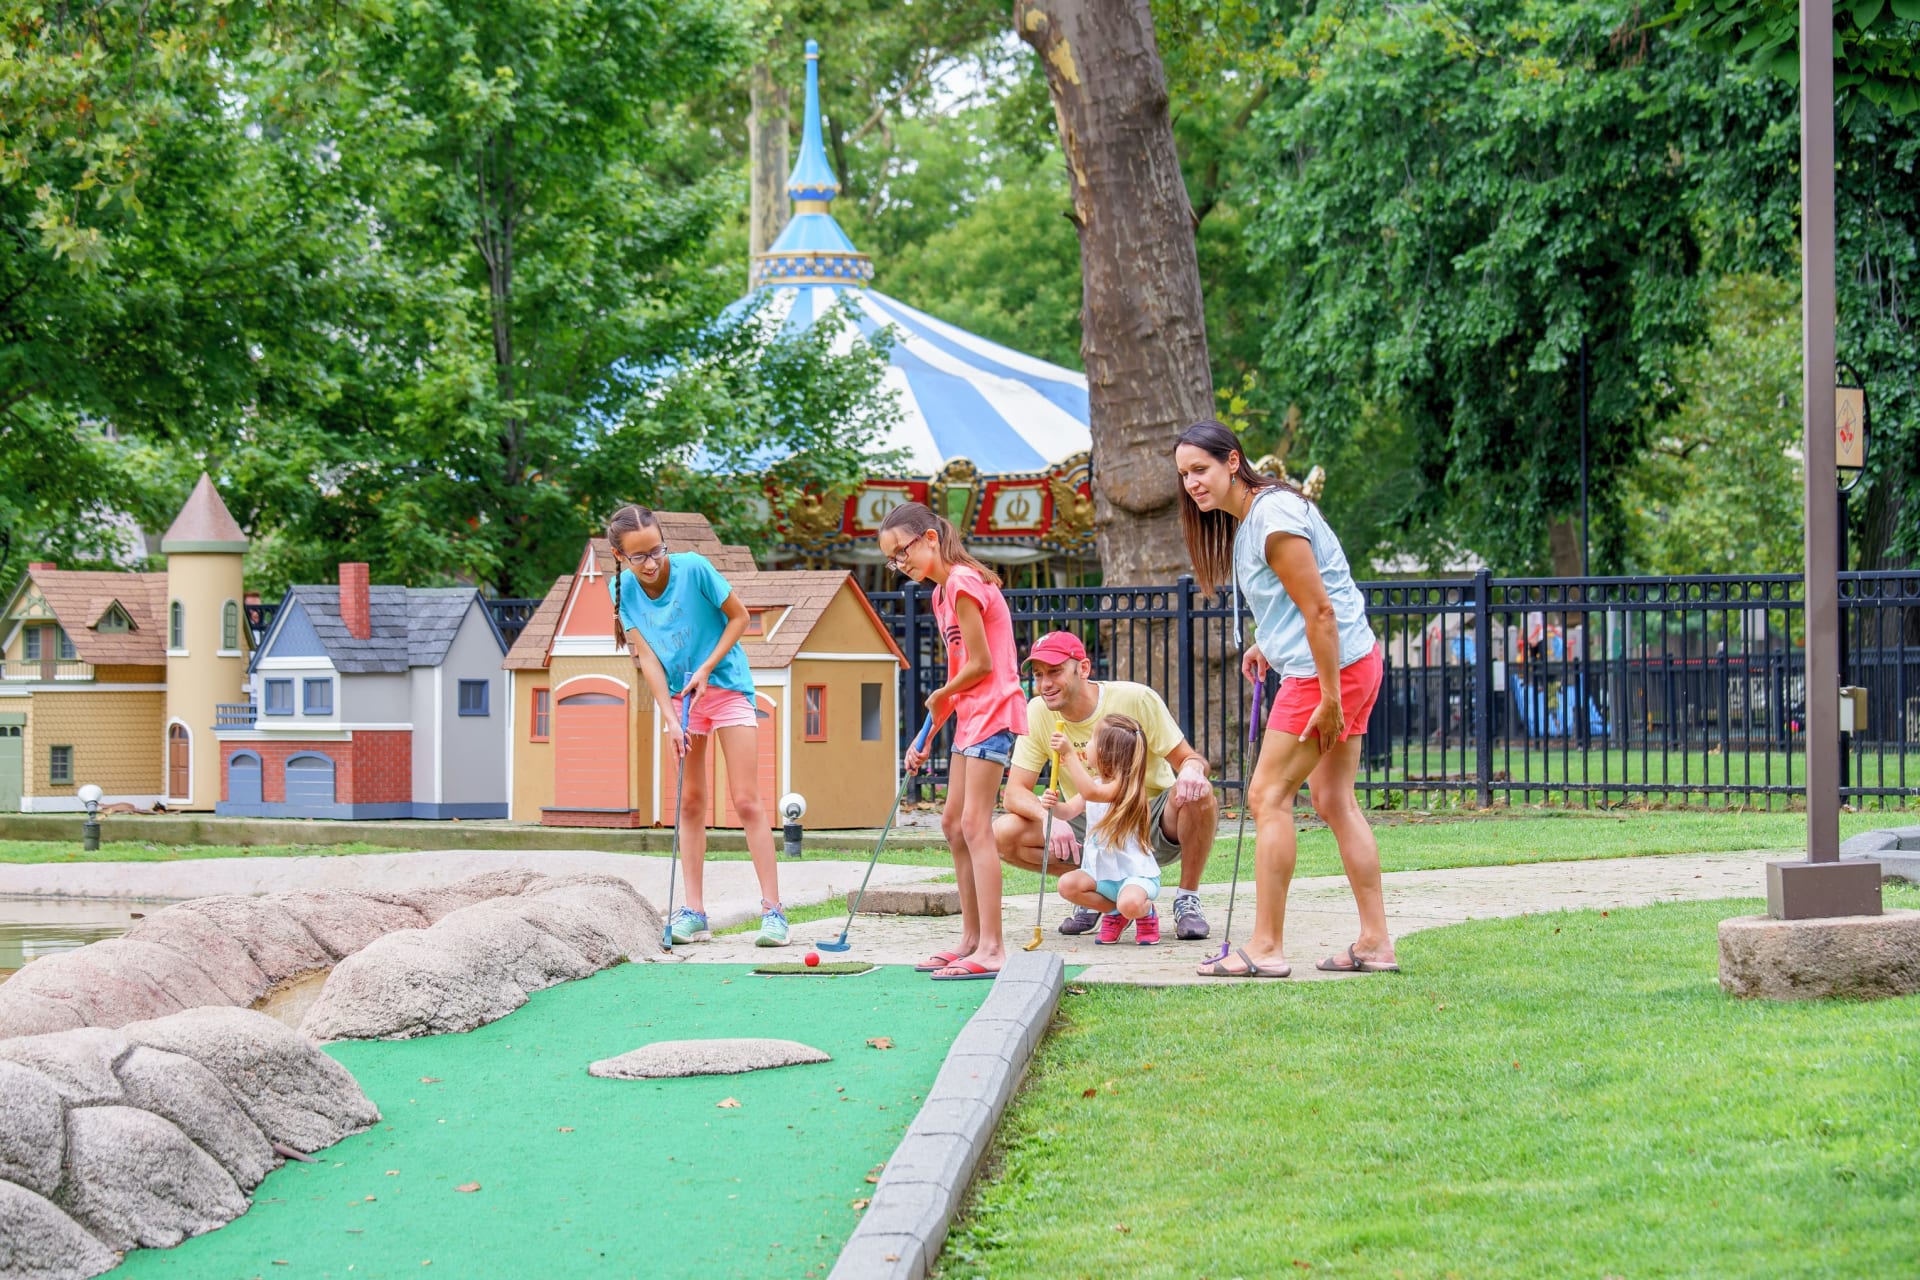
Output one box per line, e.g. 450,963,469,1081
877,502,1025,979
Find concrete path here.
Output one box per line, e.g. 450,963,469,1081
684,848,1796,984
0,850,933,934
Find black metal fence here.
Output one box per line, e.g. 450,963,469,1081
871,571,1920,810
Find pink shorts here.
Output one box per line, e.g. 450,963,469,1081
1270,646,1382,743
671,687,760,735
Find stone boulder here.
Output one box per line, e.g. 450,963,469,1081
276,890,429,959
57,1105,247,1251
389,867,547,922
301,874,663,1041
0,988,84,1039
168,895,334,986
0,1006,380,1277
123,1007,378,1154
0,938,229,1030
588,1038,831,1079
0,1179,118,1280
123,905,275,1006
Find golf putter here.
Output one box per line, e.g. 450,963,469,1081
1024,717,1068,952
661,677,694,950
1210,672,1266,966
815,715,935,953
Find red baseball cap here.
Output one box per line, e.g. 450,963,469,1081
1024,631,1088,667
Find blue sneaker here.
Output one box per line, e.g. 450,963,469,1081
755,901,790,948
668,907,710,943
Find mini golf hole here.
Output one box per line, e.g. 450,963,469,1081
750,961,877,977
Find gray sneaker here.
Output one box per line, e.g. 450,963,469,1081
1173,892,1210,940
1058,905,1102,935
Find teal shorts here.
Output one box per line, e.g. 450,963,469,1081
1093,874,1161,904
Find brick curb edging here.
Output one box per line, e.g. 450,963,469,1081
829,950,1065,1280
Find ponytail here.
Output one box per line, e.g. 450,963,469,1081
877,501,1001,587
1090,714,1153,852
1174,420,1301,595
605,504,659,647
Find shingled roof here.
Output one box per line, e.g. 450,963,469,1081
503,576,570,671
267,584,500,673
735,572,906,669
160,473,248,553
6,569,169,666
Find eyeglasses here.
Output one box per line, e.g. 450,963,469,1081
883,543,917,573
616,545,668,568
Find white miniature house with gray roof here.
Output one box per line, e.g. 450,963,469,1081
212,563,509,818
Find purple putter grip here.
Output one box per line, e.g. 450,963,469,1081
1249,674,1265,743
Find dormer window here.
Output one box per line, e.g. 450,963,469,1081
745,610,766,636
94,604,133,634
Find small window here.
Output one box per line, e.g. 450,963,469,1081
23,628,40,660
458,679,490,716
744,610,764,636
49,745,73,785
531,688,551,741
222,601,240,651
54,626,76,659
303,678,333,715
804,684,826,742
861,683,883,742
264,678,294,715
169,601,184,650
97,606,130,634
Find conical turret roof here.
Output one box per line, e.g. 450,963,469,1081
161,473,248,553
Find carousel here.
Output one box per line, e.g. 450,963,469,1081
735,41,1097,587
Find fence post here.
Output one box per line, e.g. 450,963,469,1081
1175,574,1195,740
1473,569,1494,808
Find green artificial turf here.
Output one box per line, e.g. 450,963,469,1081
117,963,989,1280
752,961,877,975
941,884,1920,1279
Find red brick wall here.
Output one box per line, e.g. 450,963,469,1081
340,562,371,640
541,807,641,828
221,730,412,804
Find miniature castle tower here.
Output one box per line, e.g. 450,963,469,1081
161,474,249,809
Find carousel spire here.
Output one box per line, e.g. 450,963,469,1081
751,39,874,290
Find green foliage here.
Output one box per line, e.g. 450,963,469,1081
1623,275,1806,573
1240,0,1787,574
1663,0,1920,117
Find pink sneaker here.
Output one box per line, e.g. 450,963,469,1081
1095,912,1131,945
1134,911,1161,945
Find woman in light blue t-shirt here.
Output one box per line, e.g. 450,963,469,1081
1173,421,1397,980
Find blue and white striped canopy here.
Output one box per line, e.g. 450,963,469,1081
731,283,1090,474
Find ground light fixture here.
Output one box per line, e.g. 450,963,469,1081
77,783,104,852
780,792,807,859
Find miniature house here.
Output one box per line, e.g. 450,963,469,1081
504,513,908,830
0,474,249,811
212,565,510,818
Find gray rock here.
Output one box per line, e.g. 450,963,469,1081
169,895,333,985
276,890,429,959
506,875,663,966
1,942,195,1029
122,1007,378,1154
300,904,595,1041
125,906,272,1006
391,868,547,922
858,883,965,917
0,1178,117,1280
113,1046,274,1188
0,1027,130,1106
58,1105,245,1251
588,1038,831,1079
0,988,86,1040
0,1060,66,1196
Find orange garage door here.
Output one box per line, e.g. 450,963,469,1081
555,683,629,810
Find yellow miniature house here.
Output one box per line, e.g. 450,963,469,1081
504,513,908,830
0,475,248,811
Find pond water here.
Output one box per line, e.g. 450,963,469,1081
0,897,157,979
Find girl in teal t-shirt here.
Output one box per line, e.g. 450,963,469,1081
606,504,786,948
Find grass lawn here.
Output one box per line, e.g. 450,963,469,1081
941,883,1920,1280
0,839,405,865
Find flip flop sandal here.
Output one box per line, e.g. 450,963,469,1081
914,950,963,973
1198,946,1291,979
929,959,999,981
1317,944,1401,973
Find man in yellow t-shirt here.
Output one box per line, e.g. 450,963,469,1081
994,631,1219,940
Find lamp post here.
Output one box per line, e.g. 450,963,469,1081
77,783,103,853
780,792,807,859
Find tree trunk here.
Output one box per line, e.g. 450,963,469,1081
1016,0,1214,587
1547,516,1583,578
748,61,790,263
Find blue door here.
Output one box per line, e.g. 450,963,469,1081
285,754,336,808
228,752,262,805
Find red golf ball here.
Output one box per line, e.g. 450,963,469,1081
804,951,820,967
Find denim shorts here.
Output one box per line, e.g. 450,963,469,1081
954,729,1017,767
